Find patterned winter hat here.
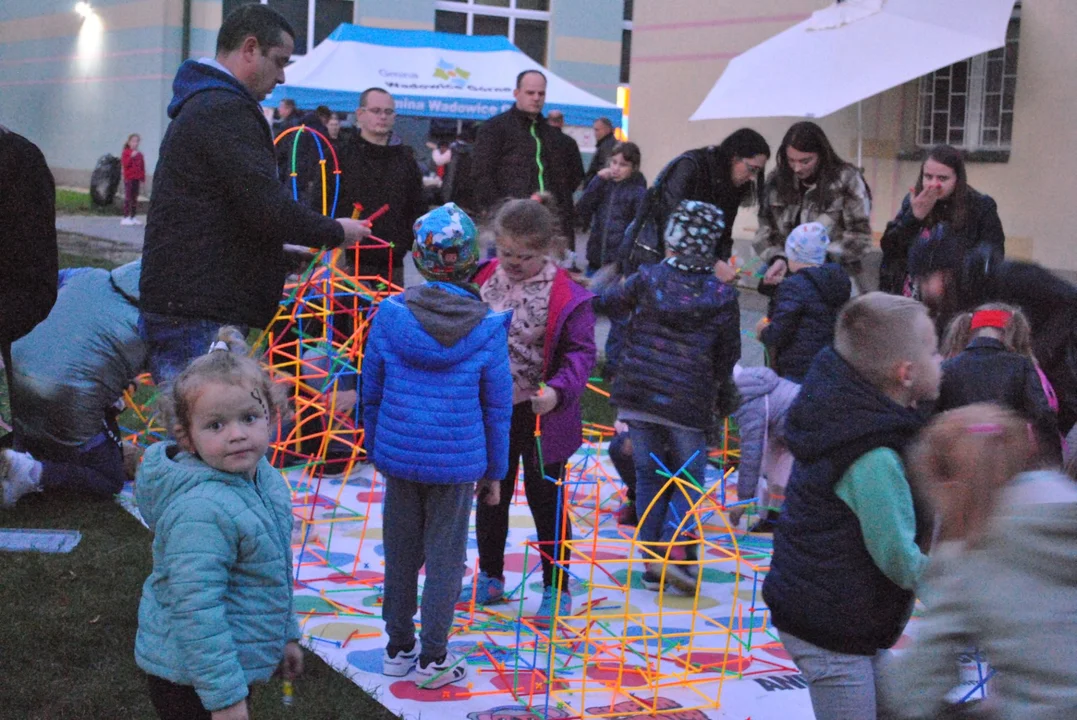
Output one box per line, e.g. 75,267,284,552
784,222,831,265
663,200,725,272
411,202,479,282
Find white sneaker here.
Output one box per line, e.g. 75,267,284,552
415,650,468,689
1,449,43,508
120,217,133,226
131,217,143,225
382,639,420,677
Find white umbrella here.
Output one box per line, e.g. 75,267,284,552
690,0,1018,165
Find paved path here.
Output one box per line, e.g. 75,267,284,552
54,215,768,367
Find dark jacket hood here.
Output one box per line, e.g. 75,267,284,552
403,283,489,348
786,346,926,466
800,263,853,309
167,60,254,119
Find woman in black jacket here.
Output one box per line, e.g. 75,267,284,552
880,144,1004,295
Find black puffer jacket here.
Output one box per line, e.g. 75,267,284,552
951,247,1077,434
937,337,1061,459
601,262,741,430
758,264,851,382
142,61,343,328
0,127,58,347
471,106,560,213
879,187,1004,294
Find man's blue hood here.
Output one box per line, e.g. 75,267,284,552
167,60,254,119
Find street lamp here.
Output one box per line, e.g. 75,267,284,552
75,2,93,17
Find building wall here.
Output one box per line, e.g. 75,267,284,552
630,0,1077,274
355,0,434,31
4,0,627,186
0,0,220,189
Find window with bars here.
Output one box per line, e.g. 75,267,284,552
916,19,1019,150
434,0,550,65
221,0,354,55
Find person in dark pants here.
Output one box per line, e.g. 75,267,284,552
0,125,59,459
545,109,585,242
584,117,616,188
139,4,369,385
332,87,425,288
471,70,564,215
1,262,145,507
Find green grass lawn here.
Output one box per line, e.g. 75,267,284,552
55,188,121,216
0,253,398,719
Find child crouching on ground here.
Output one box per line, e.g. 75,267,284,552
882,404,1077,720
135,327,300,720
762,293,941,720
599,199,741,593
363,203,513,688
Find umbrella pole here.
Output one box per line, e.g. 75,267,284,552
857,100,863,169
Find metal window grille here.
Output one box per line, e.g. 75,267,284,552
917,20,1019,150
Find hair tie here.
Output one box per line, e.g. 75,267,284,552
207,340,229,353
967,423,1003,435
970,309,1012,331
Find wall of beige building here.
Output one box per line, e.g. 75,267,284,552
629,0,1075,275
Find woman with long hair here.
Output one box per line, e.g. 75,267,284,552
622,128,770,277
753,121,872,287
881,404,1077,720
880,144,1004,295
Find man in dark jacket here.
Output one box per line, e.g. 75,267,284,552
332,88,425,288
546,110,585,243
471,70,562,215
140,4,368,384
0,126,58,391
912,238,1077,435
583,117,616,187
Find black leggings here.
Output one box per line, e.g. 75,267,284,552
476,403,570,590
147,675,249,720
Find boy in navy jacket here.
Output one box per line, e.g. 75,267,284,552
762,293,941,720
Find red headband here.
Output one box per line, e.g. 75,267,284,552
970,309,1012,331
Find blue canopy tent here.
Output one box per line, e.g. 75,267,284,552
264,24,621,127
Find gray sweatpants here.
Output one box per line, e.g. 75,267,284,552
381,474,474,661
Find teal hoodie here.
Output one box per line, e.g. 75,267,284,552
134,441,299,711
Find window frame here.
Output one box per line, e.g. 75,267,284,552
434,0,551,65
224,0,353,56
915,15,1020,153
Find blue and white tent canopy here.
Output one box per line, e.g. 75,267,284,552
264,24,621,127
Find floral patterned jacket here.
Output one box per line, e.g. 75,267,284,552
752,164,873,266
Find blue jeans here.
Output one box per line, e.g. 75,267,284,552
138,311,249,385
779,630,891,720
627,420,708,546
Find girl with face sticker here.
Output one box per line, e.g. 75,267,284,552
133,327,301,720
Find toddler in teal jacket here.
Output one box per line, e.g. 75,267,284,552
135,328,298,720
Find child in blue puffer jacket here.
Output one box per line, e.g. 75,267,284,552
362,203,513,689
135,327,298,720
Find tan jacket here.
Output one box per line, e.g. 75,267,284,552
753,164,872,264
